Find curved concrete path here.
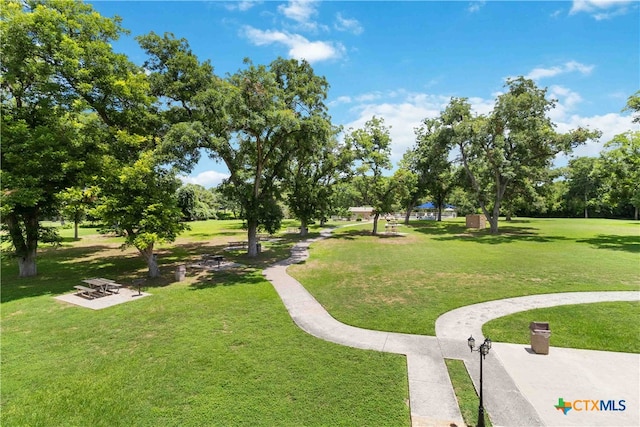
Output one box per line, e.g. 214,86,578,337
263,228,639,427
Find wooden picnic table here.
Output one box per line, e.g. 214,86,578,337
82,278,122,295
201,254,224,268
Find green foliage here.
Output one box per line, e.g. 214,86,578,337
346,116,399,233
412,116,464,220
623,90,640,123
563,157,604,218
285,126,353,233
95,151,187,276
0,0,152,276
599,131,640,219
176,183,217,221
139,32,332,254
432,79,600,233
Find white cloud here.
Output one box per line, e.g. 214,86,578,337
525,60,594,80
179,170,230,189
569,0,634,19
242,26,345,63
340,87,638,170
334,13,363,35
342,92,491,167
225,1,261,12
555,112,636,163
548,85,584,121
278,0,318,24
328,95,352,107
468,1,486,13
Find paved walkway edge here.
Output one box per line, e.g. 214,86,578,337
263,227,639,427
263,230,465,427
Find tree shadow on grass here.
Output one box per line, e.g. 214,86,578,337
411,222,468,236
188,267,265,290
434,228,569,244
1,230,309,303
327,229,407,240
577,234,640,253
411,221,572,244
1,246,149,303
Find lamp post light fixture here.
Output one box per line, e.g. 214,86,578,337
468,335,492,427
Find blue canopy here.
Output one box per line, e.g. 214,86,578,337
415,202,456,209
416,202,435,209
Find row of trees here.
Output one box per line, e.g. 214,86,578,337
2,1,637,280
1,0,354,276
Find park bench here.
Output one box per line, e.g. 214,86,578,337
227,241,249,249
74,285,102,299
83,278,122,294
201,254,224,268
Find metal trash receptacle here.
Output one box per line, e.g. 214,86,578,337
530,321,551,354
175,264,186,282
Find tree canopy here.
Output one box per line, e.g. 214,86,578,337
435,78,601,233
139,32,333,255
1,0,149,276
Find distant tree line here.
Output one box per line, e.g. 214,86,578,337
2,1,637,279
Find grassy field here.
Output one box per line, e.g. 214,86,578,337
483,300,640,353
290,218,639,338
2,217,638,425
1,220,409,426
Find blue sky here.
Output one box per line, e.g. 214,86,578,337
89,0,639,188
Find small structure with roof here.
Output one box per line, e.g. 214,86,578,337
348,206,375,220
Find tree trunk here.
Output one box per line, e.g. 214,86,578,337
437,206,442,222
404,201,416,225
300,218,308,237
372,213,380,235
6,210,39,277
404,210,411,225
635,206,638,221
489,215,499,234
140,245,160,278
74,220,79,240
18,249,38,277
584,192,589,218
247,221,258,257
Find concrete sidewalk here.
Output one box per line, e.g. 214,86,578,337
263,229,639,426
437,292,639,427
263,234,465,427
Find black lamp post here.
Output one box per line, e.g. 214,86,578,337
468,335,492,427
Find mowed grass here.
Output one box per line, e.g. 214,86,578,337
2,217,638,425
289,218,639,336
1,220,409,426
483,301,640,353
445,359,492,427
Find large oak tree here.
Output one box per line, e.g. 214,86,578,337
1,0,148,276
440,78,600,233
139,33,332,256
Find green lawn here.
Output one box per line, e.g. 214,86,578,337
1,220,408,426
2,217,638,426
289,218,639,336
483,301,640,353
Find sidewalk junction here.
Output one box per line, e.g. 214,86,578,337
262,229,639,427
